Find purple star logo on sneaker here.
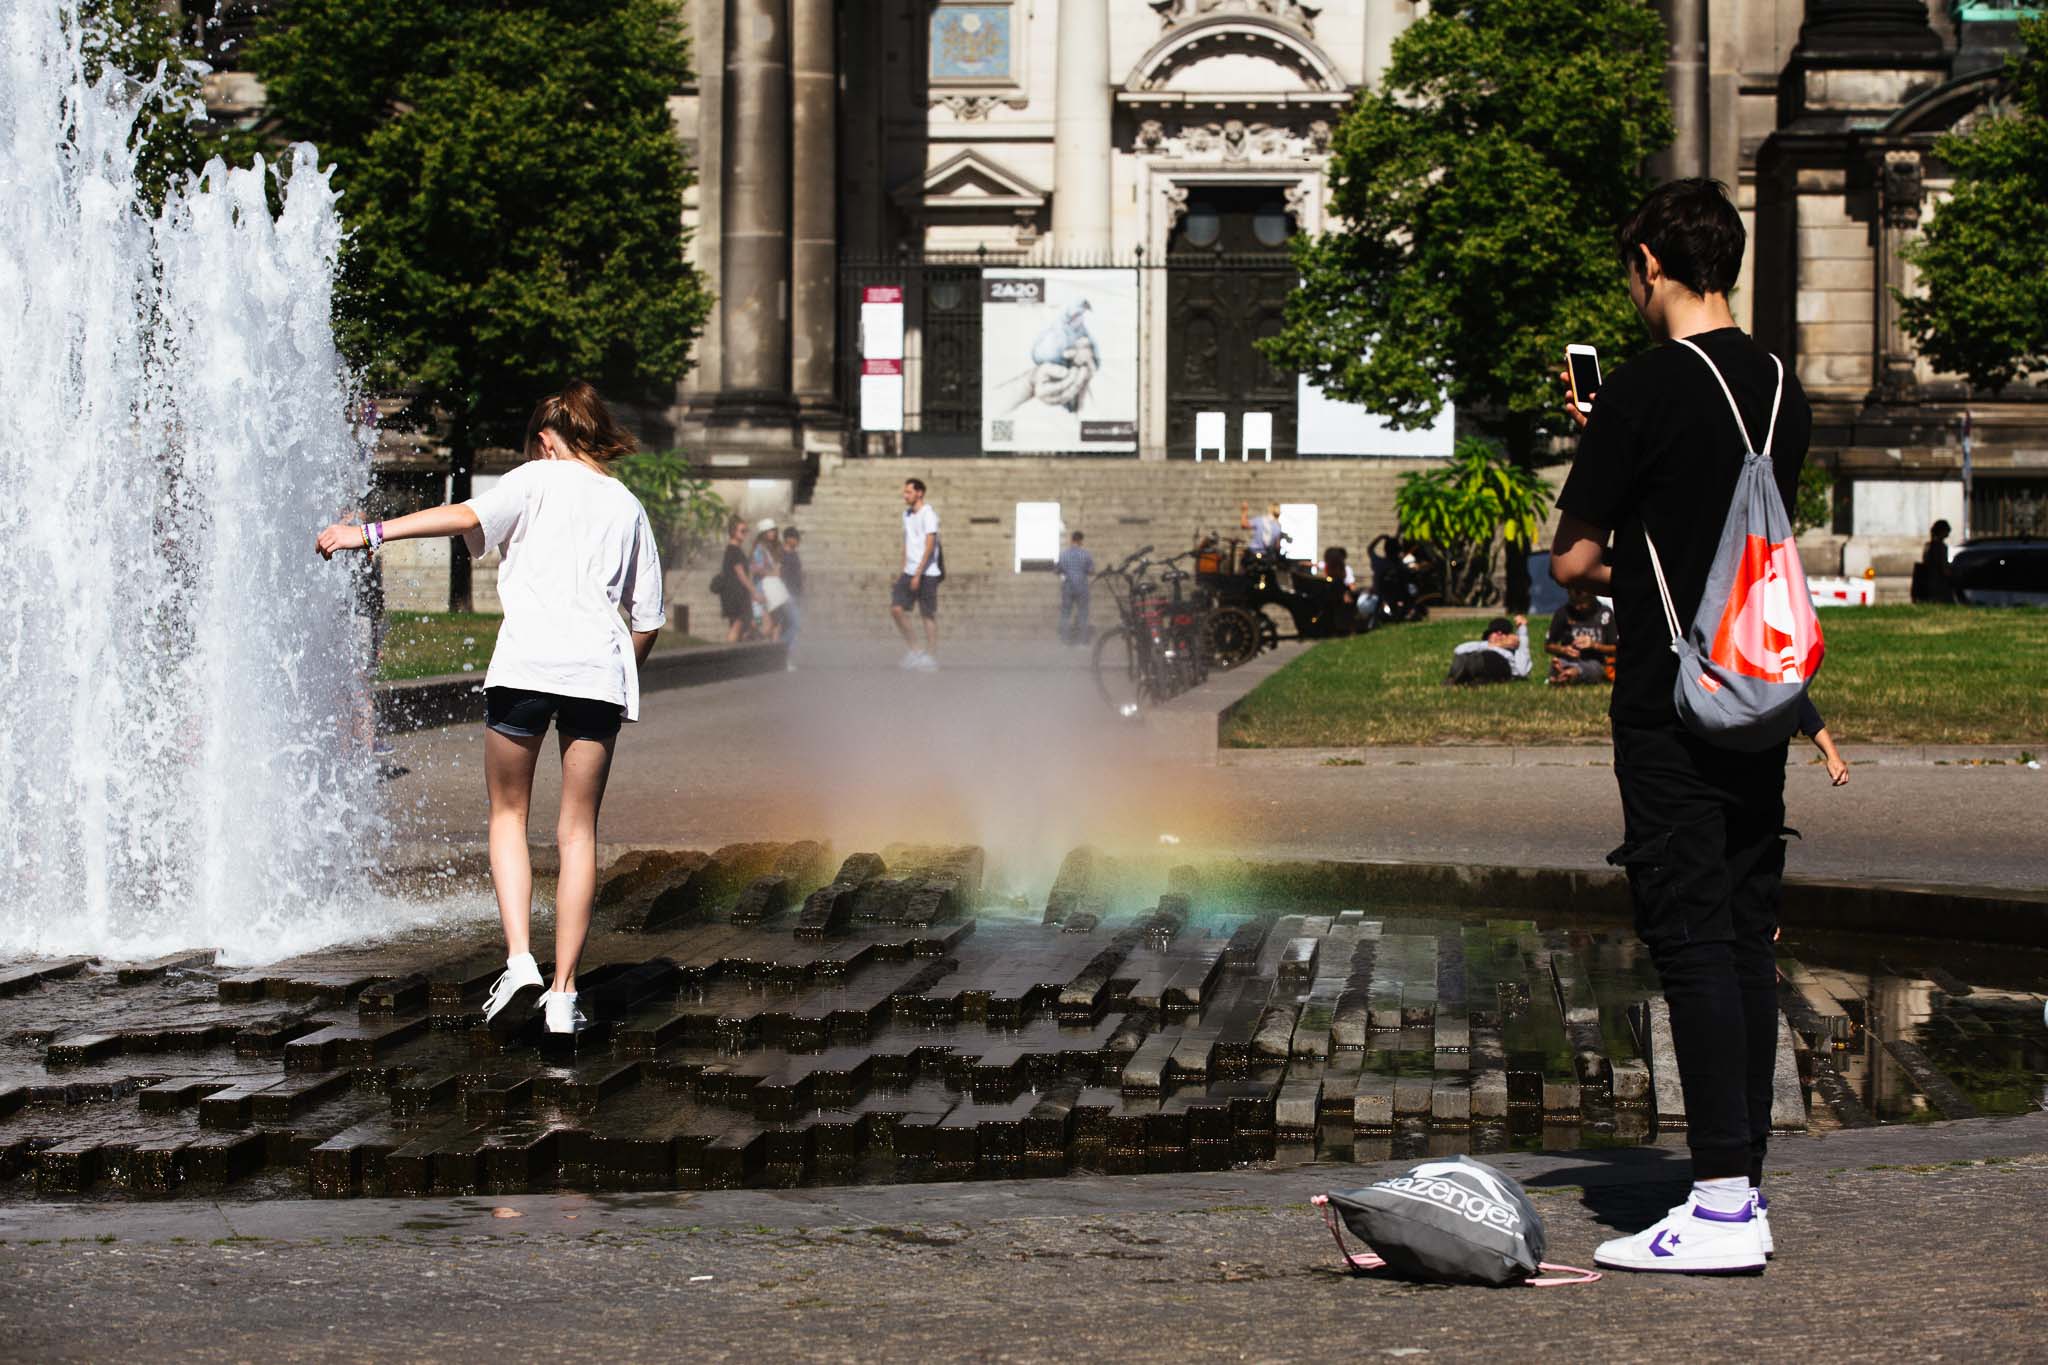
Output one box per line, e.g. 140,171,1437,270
1650,1231,1681,1256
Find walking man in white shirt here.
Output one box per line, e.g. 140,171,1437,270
892,478,941,669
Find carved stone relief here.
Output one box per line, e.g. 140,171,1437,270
1148,0,1321,37
1881,150,1924,229
1133,118,1328,163
932,93,1030,121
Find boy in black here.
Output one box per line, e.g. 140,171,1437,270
1549,179,1811,1274
1544,587,1616,685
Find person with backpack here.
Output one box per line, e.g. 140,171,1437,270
316,380,665,1036
1549,179,1815,1275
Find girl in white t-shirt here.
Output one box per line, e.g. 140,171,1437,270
317,381,665,1034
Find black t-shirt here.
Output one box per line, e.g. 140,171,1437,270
1556,328,1811,729
1545,601,1616,651
781,548,804,597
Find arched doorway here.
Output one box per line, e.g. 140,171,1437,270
1165,187,1298,459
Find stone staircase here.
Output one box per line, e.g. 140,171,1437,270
674,457,1443,641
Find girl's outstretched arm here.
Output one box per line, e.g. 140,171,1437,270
316,505,480,560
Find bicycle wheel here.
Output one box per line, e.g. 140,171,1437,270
1092,626,1148,717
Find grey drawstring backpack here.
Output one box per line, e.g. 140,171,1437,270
1315,1157,1598,1287
1643,339,1825,751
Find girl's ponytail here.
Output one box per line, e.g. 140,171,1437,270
525,379,638,465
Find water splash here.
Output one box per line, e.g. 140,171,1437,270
0,0,415,960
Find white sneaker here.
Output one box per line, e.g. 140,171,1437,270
540,989,588,1035
913,653,939,671
1753,1190,1773,1258
481,954,543,1022
1594,1194,1767,1273
899,649,925,670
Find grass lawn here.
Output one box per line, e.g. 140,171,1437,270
1221,605,2048,748
377,612,709,682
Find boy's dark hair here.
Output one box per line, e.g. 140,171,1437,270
782,526,800,541
1485,616,1515,638
1072,530,1084,543
905,477,927,495
1931,519,1951,539
1617,178,1745,298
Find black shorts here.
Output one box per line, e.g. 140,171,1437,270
891,573,939,617
484,687,624,741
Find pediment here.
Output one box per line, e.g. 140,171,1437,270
894,149,1047,212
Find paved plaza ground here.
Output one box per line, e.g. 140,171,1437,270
382,639,2048,895
4,1112,2044,1360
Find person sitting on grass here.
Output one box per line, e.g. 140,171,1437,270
1444,613,1530,685
1798,694,1850,786
1545,586,1618,685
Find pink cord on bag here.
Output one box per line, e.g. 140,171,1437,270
1309,1194,1601,1287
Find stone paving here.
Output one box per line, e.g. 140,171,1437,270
4,842,2042,1205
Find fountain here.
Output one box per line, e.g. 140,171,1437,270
0,0,392,961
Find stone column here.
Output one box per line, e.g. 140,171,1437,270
1652,0,1710,181
1873,149,1923,404
712,0,794,426
1052,0,1112,256
789,0,836,416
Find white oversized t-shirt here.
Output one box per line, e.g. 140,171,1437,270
463,460,666,721
902,504,940,577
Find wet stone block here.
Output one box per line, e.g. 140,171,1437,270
34,1137,104,1192
702,1129,767,1189
129,1138,191,1196
729,876,793,926
200,1080,281,1129
0,957,92,997
358,974,429,1015
183,1131,265,1187
233,1013,324,1058
45,1033,121,1066
1277,939,1320,991
138,1078,233,1114
116,950,216,985
795,883,860,941
251,1070,356,1123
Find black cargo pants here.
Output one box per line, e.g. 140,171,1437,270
1610,722,1790,1182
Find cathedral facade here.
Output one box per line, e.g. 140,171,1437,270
668,0,2046,574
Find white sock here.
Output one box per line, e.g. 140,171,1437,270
507,952,537,973
1692,1176,1752,1215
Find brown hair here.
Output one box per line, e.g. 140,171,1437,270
525,379,637,466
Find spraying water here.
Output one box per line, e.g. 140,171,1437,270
0,0,419,961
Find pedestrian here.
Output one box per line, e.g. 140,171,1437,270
716,517,760,643
1913,518,1955,604
1056,530,1094,645
892,477,941,669
779,526,804,667
1550,178,1812,1274
752,518,787,642
1239,500,1286,558
316,379,666,1035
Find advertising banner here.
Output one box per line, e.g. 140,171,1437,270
980,268,1138,453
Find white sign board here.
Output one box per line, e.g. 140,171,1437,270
860,285,904,360
860,359,904,432
1242,411,1274,462
1297,372,1453,458
980,268,1139,452
1278,503,1319,564
1195,410,1226,461
1014,501,1063,573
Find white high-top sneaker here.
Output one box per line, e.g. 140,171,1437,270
1594,1193,1767,1274
1753,1190,1774,1258
481,954,543,1023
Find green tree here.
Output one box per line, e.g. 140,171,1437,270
1393,439,1553,605
1260,0,1671,603
613,449,729,573
248,0,714,607
1898,17,2048,393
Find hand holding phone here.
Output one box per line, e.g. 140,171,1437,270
1566,344,1601,417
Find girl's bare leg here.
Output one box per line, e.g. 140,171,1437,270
551,730,618,992
485,728,546,957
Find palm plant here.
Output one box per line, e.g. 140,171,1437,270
1394,439,1552,606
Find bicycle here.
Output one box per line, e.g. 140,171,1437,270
1093,547,1213,715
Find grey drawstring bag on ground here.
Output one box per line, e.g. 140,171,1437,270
1315,1157,1596,1287
1644,339,1825,751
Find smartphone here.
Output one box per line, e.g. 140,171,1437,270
1567,344,1601,414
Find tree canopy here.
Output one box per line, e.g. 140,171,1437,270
1898,17,2048,393
249,0,713,451
1259,0,1673,463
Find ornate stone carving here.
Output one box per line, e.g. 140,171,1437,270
1148,0,1321,36
1135,119,1330,164
1283,181,1309,225
1881,150,1924,229
1164,183,1190,229
932,93,1028,121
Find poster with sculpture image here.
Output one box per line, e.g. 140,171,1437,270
981,268,1139,452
